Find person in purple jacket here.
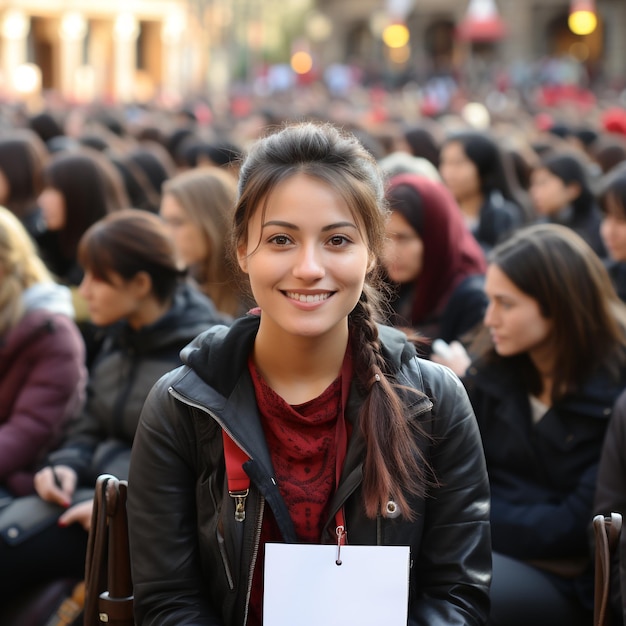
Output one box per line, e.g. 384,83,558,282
0,206,86,503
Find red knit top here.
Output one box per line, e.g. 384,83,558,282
246,352,351,625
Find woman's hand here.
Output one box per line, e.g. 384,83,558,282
34,465,77,508
431,340,472,378
58,499,94,532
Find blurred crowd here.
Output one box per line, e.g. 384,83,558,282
1,84,626,625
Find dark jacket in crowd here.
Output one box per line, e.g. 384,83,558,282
474,190,523,253
541,203,606,259
605,259,626,303
128,313,492,626
0,283,86,497
465,356,624,564
412,274,487,348
47,282,226,486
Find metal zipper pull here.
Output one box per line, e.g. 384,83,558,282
335,525,346,565
230,489,249,522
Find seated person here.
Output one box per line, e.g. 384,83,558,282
382,173,488,352
0,209,228,605
0,206,86,502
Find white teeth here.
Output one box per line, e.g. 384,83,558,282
286,292,330,303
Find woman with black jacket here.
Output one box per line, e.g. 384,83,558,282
530,151,606,258
461,224,626,625
439,130,528,252
127,122,491,625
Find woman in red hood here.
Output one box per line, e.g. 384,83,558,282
383,173,488,352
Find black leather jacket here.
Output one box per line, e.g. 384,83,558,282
127,314,491,626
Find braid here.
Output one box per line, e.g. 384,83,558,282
350,292,433,521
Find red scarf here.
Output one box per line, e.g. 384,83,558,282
387,174,487,325
246,350,352,624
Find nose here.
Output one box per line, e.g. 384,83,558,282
292,242,325,281
78,274,91,298
484,301,496,327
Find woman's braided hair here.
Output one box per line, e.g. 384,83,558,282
232,122,433,519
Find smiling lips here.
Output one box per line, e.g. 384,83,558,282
284,291,332,303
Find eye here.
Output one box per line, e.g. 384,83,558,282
328,234,350,247
268,234,292,246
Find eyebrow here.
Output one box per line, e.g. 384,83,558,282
261,220,358,232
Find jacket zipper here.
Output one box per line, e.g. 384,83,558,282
242,497,265,626
167,386,254,459
168,385,266,625
169,386,256,521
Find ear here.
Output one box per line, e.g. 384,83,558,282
366,252,377,274
131,271,152,298
237,243,249,274
566,182,582,202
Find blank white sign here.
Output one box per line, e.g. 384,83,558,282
264,543,410,626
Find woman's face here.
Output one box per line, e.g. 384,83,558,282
529,168,579,216
600,196,626,262
237,173,372,343
160,194,208,267
439,141,481,202
79,269,145,329
484,264,554,361
38,187,66,231
382,210,424,284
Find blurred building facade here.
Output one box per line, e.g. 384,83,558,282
0,0,316,104
0,0,624,105
0,0,196,103
315,0,626,88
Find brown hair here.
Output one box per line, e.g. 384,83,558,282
0,130,47,217
44,148,129,260
232,121,433,520
489,223,626,401
162,167,240,315
599,169,626,220
78,209,183,303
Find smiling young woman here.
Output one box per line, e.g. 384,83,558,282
126,122,492,626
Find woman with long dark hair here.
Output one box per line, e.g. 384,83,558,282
529,151,605,257
599,169,626,300
127,122,491,625
464,224,626,625
439,130,528,251
37,148,129,286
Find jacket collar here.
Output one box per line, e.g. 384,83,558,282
181,311,421,397
172,312,432,541
467,355,623,420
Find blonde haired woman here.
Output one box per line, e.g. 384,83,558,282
0,206,86,501
161,167,245,317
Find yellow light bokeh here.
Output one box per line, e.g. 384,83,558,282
291,51,313,75
568,10,597,35
382,23,410,49
388,44,410,64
